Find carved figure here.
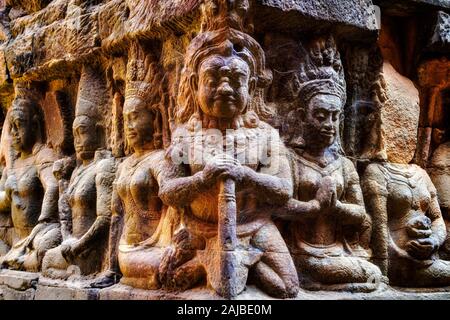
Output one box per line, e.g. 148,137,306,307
91,41,179,290
276,36,383,292
158,28,299,298
42,66,116,279
0,86,61,271
429,141,450,259
363,71,450,286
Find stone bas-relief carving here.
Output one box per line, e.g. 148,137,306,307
0,0,449,300
430,142,450,259
276,36,383,292
0,87,61,271
362,64,450,287
159,27,299,298
94,41,183,291
364,162,450,286
42,65,116,279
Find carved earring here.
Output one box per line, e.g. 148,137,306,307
153,111,163,149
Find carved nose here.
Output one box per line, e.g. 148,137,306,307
217,80,233,95
219,65,231,74
126,121,135,129
323,118,333,129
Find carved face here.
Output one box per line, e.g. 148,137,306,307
196,55,252,119
9,104,35,153
123,97,155,151
303,94,341,147
73,116,100,161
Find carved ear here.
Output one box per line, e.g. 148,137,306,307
189,74,198,94
249,77,257,96
32,114,42,139
298,107,306,121
95,123,105,147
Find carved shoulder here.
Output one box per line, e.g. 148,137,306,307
34,145,58,168
362,163,388,197
413,164,438,197
96,154,118,188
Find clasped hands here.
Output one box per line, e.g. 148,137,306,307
310,176,339,214
201,154,250,185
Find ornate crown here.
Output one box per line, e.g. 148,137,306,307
76,64,109,120
296,35,347,108
125,41,162,106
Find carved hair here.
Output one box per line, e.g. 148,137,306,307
176,28,272,125
125,40,168,149
297,35,347,109
296,35,346,154
76,64,109,121
10,84,46,144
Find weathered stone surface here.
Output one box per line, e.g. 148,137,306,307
6,0,52,15
0,285,35,300
430,11,450,49
375,0,450,15
376,62,421,164
2,275,450,300
35,278,99,300
0,270,38,290
414,58,450,166
0,0,449,302
260,0,378,30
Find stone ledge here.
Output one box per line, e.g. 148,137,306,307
1,270,450,300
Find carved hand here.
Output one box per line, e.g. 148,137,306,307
315,176,337,212
60,238,78,262
406,215,433,239
159,228,203,288
406,237,439,260
203,154,245,184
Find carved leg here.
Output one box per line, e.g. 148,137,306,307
118,246,164,290
41,246,70,279
250,222,299,298
295,254,383,292
389,257,450,287
90,213,123,288
23,223,61,272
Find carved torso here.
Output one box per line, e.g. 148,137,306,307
116,150,165,245
378,163,435,252
4,144,57,240
290,154,355,257
66,161,97,239
5,158,43,239
174,121,283,234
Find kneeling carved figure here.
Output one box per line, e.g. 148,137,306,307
276,36,383,292
157,28,299,299
42,66,116,279
0,86,61,271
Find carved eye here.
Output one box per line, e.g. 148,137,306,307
315,113,326,120
332,113,339,121
78,127,87,134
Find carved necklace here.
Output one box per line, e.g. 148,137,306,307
127,150,157,170
380,163,419,189
67,160,96,196
380,163,425,211
297,153,342,177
